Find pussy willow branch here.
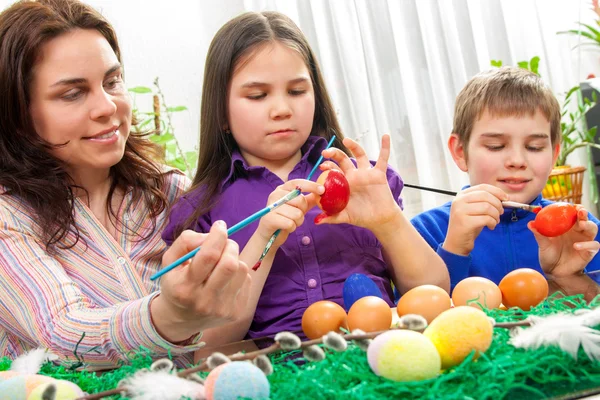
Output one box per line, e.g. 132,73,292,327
76,320,529,400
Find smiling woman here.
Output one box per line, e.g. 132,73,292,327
0,0,252,370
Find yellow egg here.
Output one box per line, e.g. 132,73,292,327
347,296,392,332
452,277,502,310
28,380,84,400
397,285,451,324
423,306,493,369
368,330,440,382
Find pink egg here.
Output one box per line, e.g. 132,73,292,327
367,331,398,375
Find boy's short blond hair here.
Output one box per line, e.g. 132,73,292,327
453,67,561,156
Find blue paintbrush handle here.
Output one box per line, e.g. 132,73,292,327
150,188,301,280
255,135,337,266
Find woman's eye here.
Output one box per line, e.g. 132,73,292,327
62,90,83,101
289,89,306,96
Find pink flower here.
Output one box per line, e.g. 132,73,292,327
593,0,600,18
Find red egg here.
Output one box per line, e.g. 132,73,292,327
301,300,348,339
534,202,577,237
499,268,548,311
314,170,350,223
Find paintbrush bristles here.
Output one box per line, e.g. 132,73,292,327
501,201,542,213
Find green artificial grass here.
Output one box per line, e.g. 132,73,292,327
2,293,600,399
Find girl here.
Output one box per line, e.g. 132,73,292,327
0,0,251,369
163,11,449,348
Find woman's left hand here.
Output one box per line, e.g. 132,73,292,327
316,134,401,233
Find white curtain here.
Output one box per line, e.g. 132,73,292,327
242,0,596,217
0,0,594,216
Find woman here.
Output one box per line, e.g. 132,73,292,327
0,0,250,369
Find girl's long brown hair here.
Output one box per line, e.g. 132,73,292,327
0,0,169,249
175,11,351,238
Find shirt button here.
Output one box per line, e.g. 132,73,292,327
117,257,126,265
307,278,317,288
301,236,311,246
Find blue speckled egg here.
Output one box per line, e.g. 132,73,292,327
343,273,383,311
205,362,269,400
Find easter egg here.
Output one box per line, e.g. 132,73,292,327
367,330,440,381
534,202,577,237
397,285,451,324
423,306,493,369
204,362,269,400
347,296,392,332
314,170,350,223
0,373,55,399
452,277,502,310
499,268,548,311
28,379,85,400
343,273,383,310
301,300,348,339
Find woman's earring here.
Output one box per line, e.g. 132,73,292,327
225,128,231,134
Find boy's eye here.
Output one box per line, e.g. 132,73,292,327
247,93,266,100
527,146,544,152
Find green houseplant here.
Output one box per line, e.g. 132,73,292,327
129,77,197,177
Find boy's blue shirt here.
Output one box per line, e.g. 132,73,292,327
410,189,600,291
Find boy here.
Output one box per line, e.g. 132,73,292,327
411,67,600,290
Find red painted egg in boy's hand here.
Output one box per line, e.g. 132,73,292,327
533,202,578,237
314,170,350,223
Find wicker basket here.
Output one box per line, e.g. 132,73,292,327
541,165,586,204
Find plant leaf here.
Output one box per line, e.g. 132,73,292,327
128,86,152,94
167,106,188,112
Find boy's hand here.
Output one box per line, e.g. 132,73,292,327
255,179,323,248
529,206,600,276
443,184,508,256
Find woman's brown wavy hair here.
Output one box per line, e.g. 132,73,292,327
173,11,351,239
0,0,169,249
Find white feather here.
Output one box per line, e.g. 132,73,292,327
121,370,206,400
10,348,58,374
509,308,600,361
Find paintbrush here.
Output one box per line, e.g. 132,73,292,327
150,187,303,280
403,183,542,213
252,135,337,271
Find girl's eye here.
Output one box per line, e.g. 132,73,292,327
247,93,266,100
289,89,306,96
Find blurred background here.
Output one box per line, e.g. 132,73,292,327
2,0,598,217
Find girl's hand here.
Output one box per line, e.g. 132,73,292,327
529,206,600,277
255,179,323,247
317,134,400,233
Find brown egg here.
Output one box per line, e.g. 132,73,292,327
301,300,348,339
347,296,392,332
499,268,548,311
397,285,451,324
452,277,502,310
